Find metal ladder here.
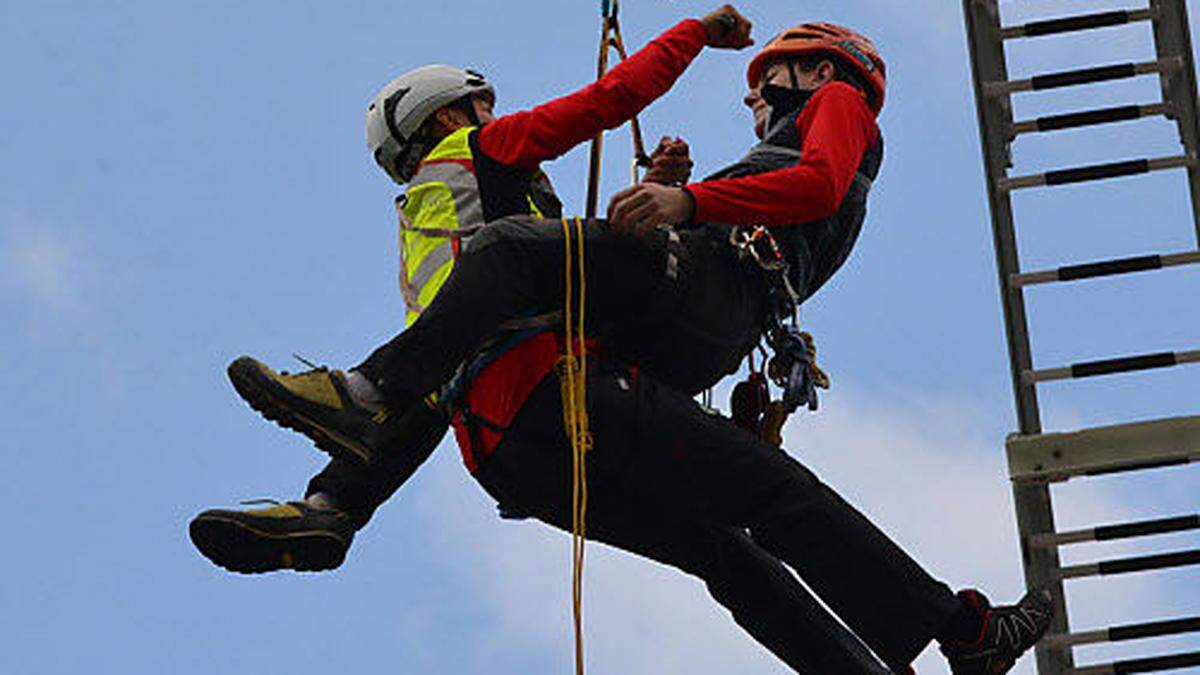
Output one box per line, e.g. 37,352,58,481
962,1,1200,672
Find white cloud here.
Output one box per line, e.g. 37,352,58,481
407,383,1189,674
1,217,84,315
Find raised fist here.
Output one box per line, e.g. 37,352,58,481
700,5,753,50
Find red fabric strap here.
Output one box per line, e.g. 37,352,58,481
452,332,598,471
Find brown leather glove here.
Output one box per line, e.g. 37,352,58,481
700,4,753,49
642,136,694,186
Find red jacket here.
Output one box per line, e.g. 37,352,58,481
453,20,879,469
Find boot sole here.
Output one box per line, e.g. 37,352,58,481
227,356,371,464
189,514,348,574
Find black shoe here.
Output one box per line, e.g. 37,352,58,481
227,356,392,464
189,501,354,574
940,588,1054,675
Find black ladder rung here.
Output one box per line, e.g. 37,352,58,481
1001,9,1155,40
1001,154,1195,191
1012,103,1171,136
1011,250,1200,287
1047,615,1200,647
1074,650,1200,674
1024,349,1200,383
1059,548,1200,579
1033,515,1200,547
1111,616,1200,642
987,58,1181,96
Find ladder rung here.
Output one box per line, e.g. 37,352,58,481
1011,250,1200,287
1012,103,1171,136
1110,616,1200,642
1007,415,1200,483
1001,9,1155,40
987,58,1180,96
1073,650,1200,674
1047,615,1200,647
1033,515,1200,547
1001,154,1195,191
1059,549,1200,579
1025,349,1200,383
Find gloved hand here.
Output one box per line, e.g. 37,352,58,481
642,136,693,186
700,5,754,49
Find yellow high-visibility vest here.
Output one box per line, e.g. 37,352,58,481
398,126,544,326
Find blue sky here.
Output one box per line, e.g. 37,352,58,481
2,1,1197,673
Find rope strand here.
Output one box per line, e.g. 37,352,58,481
559,217,592,675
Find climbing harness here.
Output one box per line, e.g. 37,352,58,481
393,197,427,317
558,216,592,675
584,0,651,218
728,225,831,446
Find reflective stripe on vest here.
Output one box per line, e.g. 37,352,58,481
399,127,483,327
397,126,542,326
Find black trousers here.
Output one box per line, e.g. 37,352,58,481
312,216,765,526
306,403,449,529
357,216,766,401
309,215,957,669
473,362,959,673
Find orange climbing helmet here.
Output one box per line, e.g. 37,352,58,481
746,22,887,115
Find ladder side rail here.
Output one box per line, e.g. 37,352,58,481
963,3,1071,673
1153,0,1200,244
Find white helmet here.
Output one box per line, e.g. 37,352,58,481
366,65,495,184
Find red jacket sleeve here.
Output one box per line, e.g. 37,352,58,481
476,19,707,167
684,82,879,226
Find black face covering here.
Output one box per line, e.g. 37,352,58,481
761,84,816,131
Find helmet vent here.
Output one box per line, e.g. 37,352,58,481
801,24,841,37
382,87,412,143
784,31,825,41
465,69,487,87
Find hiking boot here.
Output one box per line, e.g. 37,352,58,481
940,588,1054,675
189,500,354,574
227,356,391,464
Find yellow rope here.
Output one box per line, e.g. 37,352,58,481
559,216,592,675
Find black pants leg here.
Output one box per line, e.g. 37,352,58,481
474,397,891,673
359,217,763,403
306,405,449,529
477,364,959,672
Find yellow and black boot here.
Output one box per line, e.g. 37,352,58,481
189,501,354,574
227,356,390,464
